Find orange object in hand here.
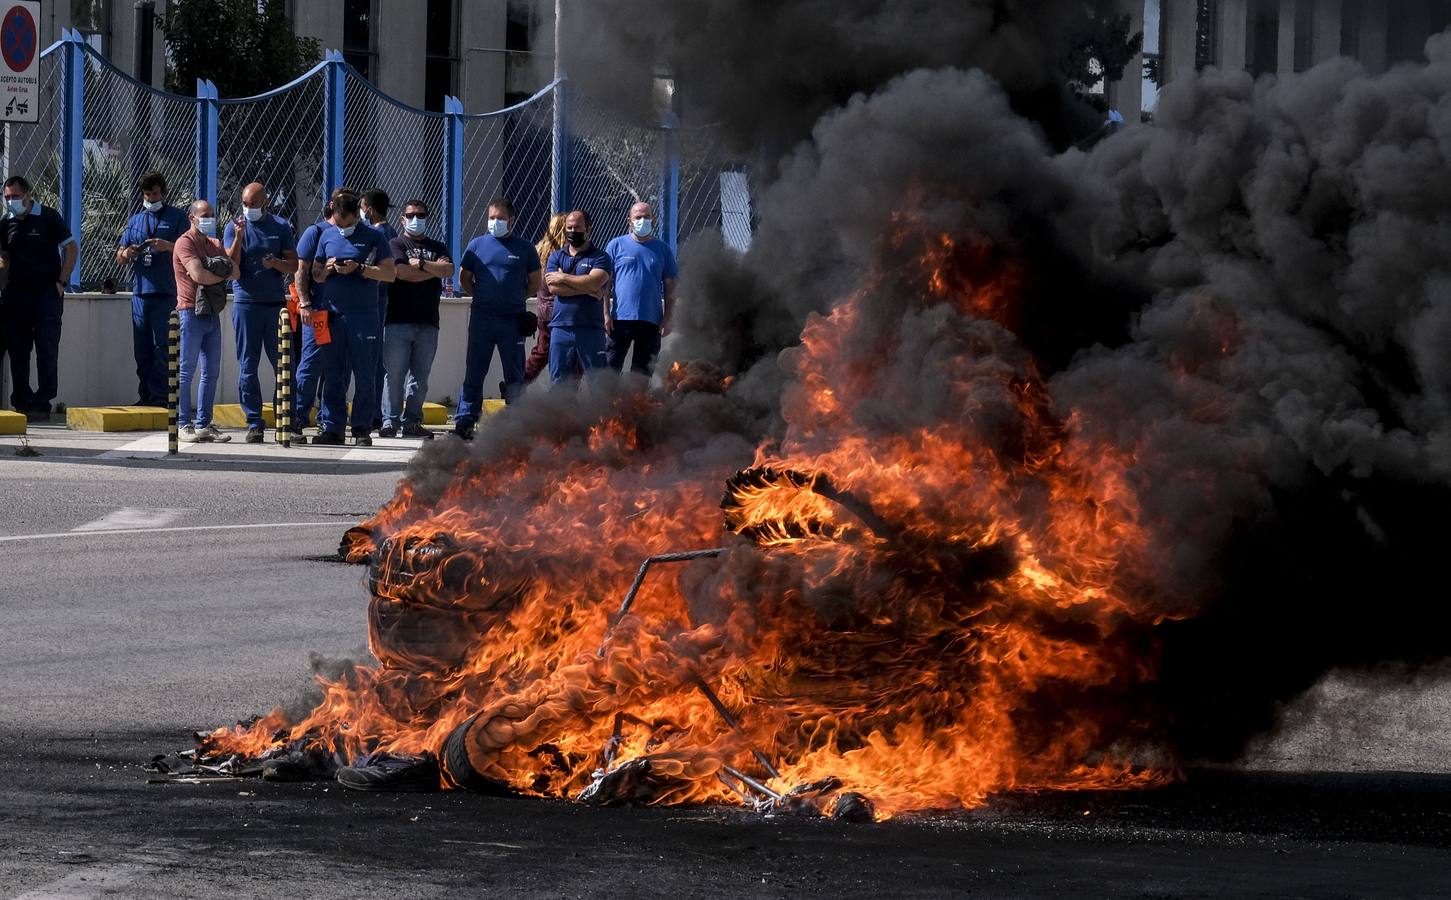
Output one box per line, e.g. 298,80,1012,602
311,309,332,345
286,285,302,334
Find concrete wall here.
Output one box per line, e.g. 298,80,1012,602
4,293,524,414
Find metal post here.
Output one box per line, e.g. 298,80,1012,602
60,30,84,291
661,122,679,253
550,0,569,214
442,95,464,292
276,308,292,447
194,80,218,208
167,309,179,455
323,50,346,201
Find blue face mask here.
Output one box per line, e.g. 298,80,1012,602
6,198,26,216
197,217,216,236
404,216,426,236
631,217,654,238
337,224,356,238
487,218,510,238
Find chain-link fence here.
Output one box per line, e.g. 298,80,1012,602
22,36,752,292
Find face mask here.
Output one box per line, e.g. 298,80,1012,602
337,224,356,238
487,218,510,238
197,217,216,236
404,216,426,236
143,199,164,213
631,218,654,238
565,230,586,247
244,206,264,222
6,198,26,215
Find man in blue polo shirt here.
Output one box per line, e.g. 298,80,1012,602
224,182,298,443
0,175,77,421
291,192,348,444
605,201,678,377
362,189,396,430
452,197,540,440
115,171,188,407
544,209,613,389
308,191,395,446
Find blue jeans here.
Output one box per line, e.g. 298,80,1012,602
232,302,283,428
317,298,381,434
2,285,63,410
548,325,607,387
179,308,223,428
457,309,525,425
132,292,172,405
381,323,438,428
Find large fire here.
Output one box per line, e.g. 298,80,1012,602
204,222,1174,818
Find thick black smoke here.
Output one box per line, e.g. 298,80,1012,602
401,12,1451,765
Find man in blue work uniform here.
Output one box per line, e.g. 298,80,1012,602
115,170,188,407
605,200,678,377
361,189,396,430
0,175,77,421
224,182,298,443
292,192,348,444
544,209,613,389
308,191,395,446
452,197,540,440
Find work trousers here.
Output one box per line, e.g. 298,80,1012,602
547,325,607,387
132,292,173,405
2,285,63,411
232,302,284,428
317,298,381,435
457,310,525,424
606,320,663,377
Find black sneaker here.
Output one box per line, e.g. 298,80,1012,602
377,424,398,438
452,421,475,441
352,430,373,447
245,426,264,444
401,424,434,441
311,431,345,446
336,751,440,792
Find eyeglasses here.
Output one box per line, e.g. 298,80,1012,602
405,213,429,220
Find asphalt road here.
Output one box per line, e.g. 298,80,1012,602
2,425,1450,898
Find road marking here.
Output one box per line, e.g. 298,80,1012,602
72,506,193,532
96,432,425,465
0,521,342,544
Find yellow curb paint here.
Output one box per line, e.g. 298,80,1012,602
65,407,150,432
0,410,26,435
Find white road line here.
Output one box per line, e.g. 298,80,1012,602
0,521,342,544
72,506,193,532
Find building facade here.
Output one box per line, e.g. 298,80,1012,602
1111,0,1451,118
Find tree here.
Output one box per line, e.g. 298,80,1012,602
160,0,320,98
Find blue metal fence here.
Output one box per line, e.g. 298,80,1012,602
5,30,749,291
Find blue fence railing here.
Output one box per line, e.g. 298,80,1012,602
1,29,750,291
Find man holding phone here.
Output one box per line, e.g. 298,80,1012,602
115,171,188,407
224,181,297,443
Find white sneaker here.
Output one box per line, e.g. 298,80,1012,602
198,424,231,443
179,425,201,443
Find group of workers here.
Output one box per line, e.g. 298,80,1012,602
0,170,678,446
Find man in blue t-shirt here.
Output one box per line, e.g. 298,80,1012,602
605,201,678,377
544,209,613,388
452,197,540,439
307,191,396,446
0,175,77,421
223,182,298,442
115,171,189,407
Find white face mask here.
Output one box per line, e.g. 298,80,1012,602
244,206,265,222
403,216,426,236
143,199,164,213
487,218,510,238
631,217,654,238
196,217,216,236
337,224,356,237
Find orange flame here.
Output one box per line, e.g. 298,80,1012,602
205,223,1174,817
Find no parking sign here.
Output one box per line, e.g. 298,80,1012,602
0,1,39,123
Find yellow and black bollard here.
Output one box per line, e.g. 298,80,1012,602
167,309,179,455
277,307,292,447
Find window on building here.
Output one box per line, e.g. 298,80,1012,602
1246,0,1280,77
1293,0,1314,71
424,0,457,111
1195,0,1218,69
505,0,531,53
71,0,108,55
343,0,375,80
